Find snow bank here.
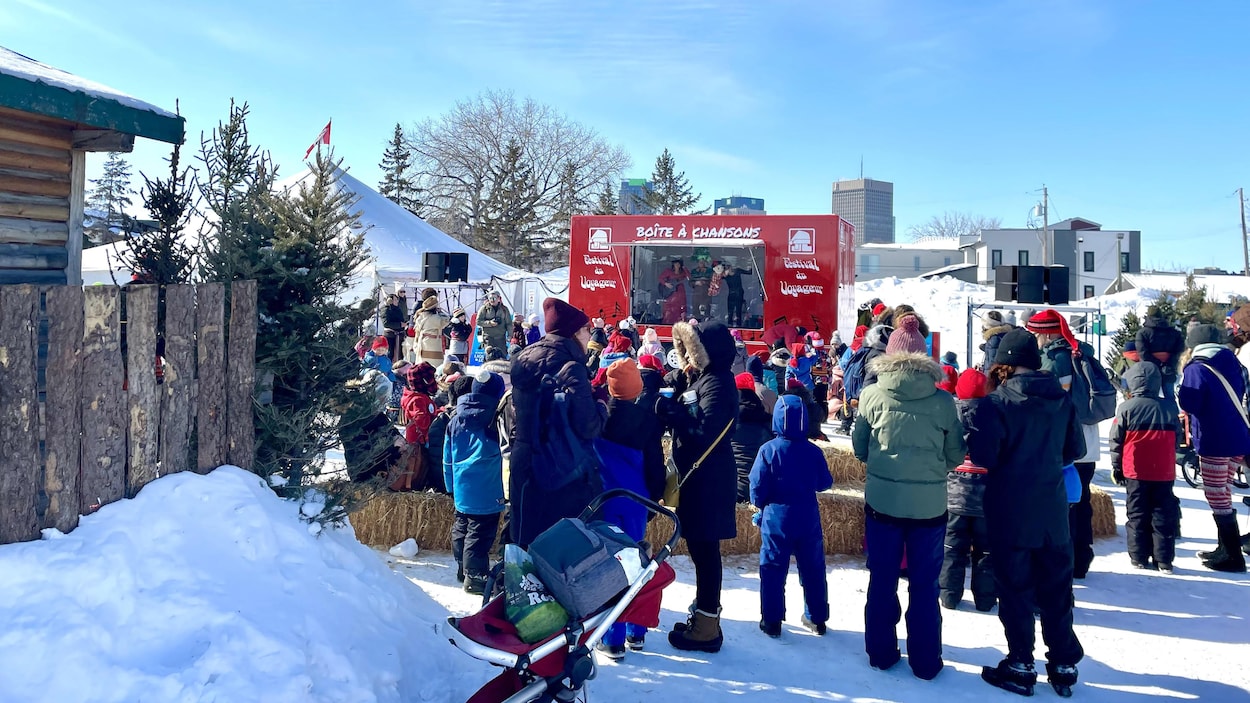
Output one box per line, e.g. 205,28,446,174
0,466,486,703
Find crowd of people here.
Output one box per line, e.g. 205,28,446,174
344,287,1250,698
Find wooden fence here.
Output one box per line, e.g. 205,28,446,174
0,280,257,545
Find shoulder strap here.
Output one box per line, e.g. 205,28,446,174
1195,360,1250,428
691,419,735,472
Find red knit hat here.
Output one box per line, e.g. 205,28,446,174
872,303,887,316
1025,309,1078,351
638,354,664,373
543,297,590,338
371,336,389,352
735,372,756,391
936,365,958,394
786,377,804,390
955,368,988,400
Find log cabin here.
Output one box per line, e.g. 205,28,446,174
0,46,184,285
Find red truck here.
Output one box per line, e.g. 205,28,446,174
567,214,856,355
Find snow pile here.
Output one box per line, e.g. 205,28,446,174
856,276,995,368
0,466,486,703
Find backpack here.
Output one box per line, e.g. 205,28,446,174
530,363,602,491
1070,346,1117,425
842,347,873,401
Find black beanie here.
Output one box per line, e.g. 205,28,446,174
1186,323,1224,350
994,328,1042,370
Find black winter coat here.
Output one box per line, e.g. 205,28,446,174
947,397,991,516
603,397,667,503
1136,315,1185,377
661,321,740,541
508,334,607,547
733,389,773,503
967,371,1086,549
383,303,406,332
638,368,663,417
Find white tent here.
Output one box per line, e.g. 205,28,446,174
80,165,569,322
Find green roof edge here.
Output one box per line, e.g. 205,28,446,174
0,72,184,144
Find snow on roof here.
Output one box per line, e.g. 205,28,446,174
0,46,177,120
919,262,976,277
858,239,961,250
1121,272,1250,303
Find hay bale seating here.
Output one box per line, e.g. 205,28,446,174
349,441,1114,553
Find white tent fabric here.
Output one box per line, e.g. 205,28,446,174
80,165,569,319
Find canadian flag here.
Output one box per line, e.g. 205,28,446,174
304,120,331,159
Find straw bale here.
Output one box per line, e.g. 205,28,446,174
815,440,866,485
1091,486,1117,538
350,490,459,549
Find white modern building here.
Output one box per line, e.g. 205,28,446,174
961,218,1141,299
855,239,965,281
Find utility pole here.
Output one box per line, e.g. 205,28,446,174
1041,184,1050,267
1240,187,1249,278
1114,232,1124,293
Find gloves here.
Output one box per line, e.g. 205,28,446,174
751,510,762,527
591,383,610,404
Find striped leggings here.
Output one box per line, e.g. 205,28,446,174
1199,456,1237,515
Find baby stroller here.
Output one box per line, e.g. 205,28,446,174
445,489,680,703
1178,413,1250,489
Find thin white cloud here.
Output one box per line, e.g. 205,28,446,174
10,0,167,65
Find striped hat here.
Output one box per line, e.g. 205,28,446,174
1025,309,1078,351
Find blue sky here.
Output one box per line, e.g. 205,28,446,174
6,0,1249,270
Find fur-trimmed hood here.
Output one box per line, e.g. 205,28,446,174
867,351,943,401
672,321,709,371
481,359,512,378
982,323,1013,342
864,324,893,351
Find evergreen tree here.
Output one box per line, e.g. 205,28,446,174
1106,309,1141,371
197,101,378,524
546,160,587,269
123,136,197,285
378,123,423,216
593,179,618,216
636,148,704,215
481,139,541,270
1174,274,1220,324
87,152,135,244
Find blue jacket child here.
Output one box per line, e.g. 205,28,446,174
443,371,507,593
749,395,834,636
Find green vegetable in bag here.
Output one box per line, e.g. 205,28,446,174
504,543,569,643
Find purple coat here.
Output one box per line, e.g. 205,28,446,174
1178,346,1250,458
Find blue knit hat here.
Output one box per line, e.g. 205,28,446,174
472,371,505,400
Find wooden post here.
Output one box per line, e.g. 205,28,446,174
80,285,126,514
43,285,83,533
226,280,257,468
65,150,84,285
159,285,195,475
197,282,227,473
0,286,41,543
125,285,160,495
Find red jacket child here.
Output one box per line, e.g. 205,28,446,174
402,362,439,445
1110,363,1179,481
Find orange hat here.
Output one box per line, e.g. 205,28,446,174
606,359,643,401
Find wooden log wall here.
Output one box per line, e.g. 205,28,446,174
0,282,259,545
0,110,74,285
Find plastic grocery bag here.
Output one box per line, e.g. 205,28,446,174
504,543,570,644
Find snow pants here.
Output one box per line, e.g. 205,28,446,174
1125,479,1179,566
938,512,996,610
1069,462,1096,577
452,511,501,580
991,541,1084,668
759,522,828,624
864,509,945,677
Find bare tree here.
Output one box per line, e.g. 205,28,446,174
907,212,1002,241
405,91,630,270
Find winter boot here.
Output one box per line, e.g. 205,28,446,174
1046,662,1079,698
759,619,782,638
455,562,464,583
1203,513,1247,573
625,633,646,652
1240,532,1250,556
800,615,826,635
981,659,1037,697
939,591,960,610
672,600,698,633
463,574,488,595
668,609,723,653
1198,512,1229,561
594,641,625,661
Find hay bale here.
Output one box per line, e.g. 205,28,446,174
645,488,866,557
815,440,866,485
351,490,458,549
1091,486,1116,538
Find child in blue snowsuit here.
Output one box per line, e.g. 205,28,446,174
444,372,507,595
750,395,834,637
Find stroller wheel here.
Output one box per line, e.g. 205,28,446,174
1180,453,1202,489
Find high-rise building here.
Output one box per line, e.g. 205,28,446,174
618,178,654,215
831,178,895,244
713,196,765,215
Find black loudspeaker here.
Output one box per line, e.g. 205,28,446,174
1015,266,1045,304
424,252,448,282
446,252,469,283
995,265,1018,284
995,281,1016,302
1045,266,1070,305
